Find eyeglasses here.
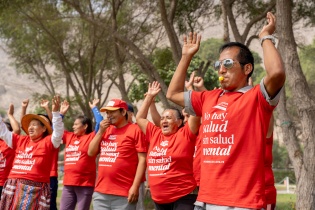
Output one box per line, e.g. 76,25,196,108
214,59,241,71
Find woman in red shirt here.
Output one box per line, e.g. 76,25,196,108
136,81,200,210
59,100,99,210
0,95,64,210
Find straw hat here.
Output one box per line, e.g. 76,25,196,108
21,114,53,135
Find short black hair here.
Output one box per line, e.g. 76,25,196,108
76,115,93,134
219,42,254,78
127,103,134,113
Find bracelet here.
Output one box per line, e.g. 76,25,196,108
260,35,276,46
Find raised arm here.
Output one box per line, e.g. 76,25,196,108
88,119,111,156
51,95,64,148
166,32,201,106
136,81,161,134
20,98,29,122
7,103,20,134
188,115,201,135
59,100,70,116
149,100,161,127
185,71,195,91
194,76,208,91
259,12,285,98
89,98,103,132
40,99,52,122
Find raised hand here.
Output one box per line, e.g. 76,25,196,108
89,98,100,109
7,103,14,116
60,100,70,115
185,71,195,91
52,95,60,112
194,76,208,91
147,81,161,98
259,12,276,38
182,32,201,57
40,99,50,109
21,99,29,108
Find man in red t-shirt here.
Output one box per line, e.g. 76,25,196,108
88,99,147,210
166,12,285,209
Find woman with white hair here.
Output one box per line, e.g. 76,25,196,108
0,96,64,210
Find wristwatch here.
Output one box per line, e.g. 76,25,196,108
260,35,276,46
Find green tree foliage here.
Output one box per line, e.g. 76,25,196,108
128,47,176,102
299,39,315,92
173,0,216,34
0,0,115,120
293,1,315,26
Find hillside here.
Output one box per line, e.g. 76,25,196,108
0,48,41,115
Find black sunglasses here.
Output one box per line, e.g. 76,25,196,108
214,58,241,71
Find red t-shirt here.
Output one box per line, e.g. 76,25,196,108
0,140,15,186
62,131,97,186
265,134,276,204
94,123,147,197
146,122,197,204
9,133,58,183
193,135,201,186
191,86,274,209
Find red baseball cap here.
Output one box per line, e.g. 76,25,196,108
100,99,128,112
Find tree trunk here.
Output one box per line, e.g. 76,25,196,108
220,0,230,43
111,0,128,102
158,0,182,64
276,0,315,208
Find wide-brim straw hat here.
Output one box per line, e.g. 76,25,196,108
21,114,53,135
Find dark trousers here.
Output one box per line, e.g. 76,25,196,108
154,194,197,210
0,186,3,200
50,177,58,210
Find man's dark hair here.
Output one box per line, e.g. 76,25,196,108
119,108,128,120
76,115,93,134
219,42,255,78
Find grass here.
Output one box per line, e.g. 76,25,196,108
277,194,296,210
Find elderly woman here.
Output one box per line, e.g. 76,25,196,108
136,81,200,210
0,96,64,210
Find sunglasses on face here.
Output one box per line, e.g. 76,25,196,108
214,58,241,71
